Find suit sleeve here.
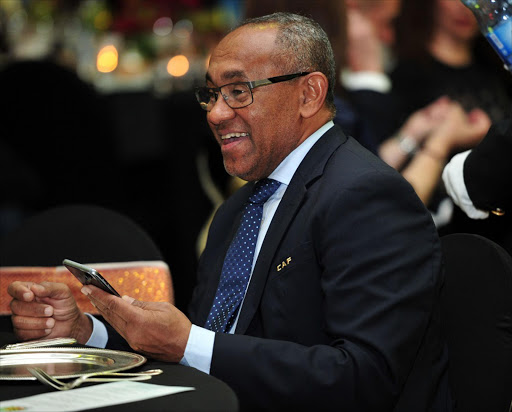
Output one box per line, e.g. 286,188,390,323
464,116,512,214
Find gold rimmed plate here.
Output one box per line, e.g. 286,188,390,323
0,348,146,380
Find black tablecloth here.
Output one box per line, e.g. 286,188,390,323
0,332,239,412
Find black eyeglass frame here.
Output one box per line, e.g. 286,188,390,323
195,71,311,111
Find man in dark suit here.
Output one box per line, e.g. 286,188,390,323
8,12,450,411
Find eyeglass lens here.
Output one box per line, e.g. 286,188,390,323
197,83,253,111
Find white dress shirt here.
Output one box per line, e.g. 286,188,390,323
86,121,335,374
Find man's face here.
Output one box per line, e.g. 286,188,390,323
205,26,306,182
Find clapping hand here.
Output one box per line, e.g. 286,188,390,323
8,281,92,344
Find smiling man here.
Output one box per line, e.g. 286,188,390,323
199,22,337,182
8,12,451,412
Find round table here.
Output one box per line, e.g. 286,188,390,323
0,332,239,412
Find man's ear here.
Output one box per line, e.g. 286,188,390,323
299,72,329,119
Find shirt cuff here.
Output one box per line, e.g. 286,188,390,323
340,69,391,93
443,150,489,220
84,313,109,348
179,324,215,374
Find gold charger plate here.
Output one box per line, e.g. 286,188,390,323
0,347,146,380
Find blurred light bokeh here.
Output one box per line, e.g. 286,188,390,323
0,0,244,94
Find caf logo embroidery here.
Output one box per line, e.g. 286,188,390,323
277,257,292,271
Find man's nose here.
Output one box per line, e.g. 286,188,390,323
207,96,236,125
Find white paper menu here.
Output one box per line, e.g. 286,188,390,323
0,381,195,412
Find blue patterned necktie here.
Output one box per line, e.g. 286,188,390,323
205,178,281,333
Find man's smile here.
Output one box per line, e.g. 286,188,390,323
221,132,250,140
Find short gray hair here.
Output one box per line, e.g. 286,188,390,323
236,12,337,117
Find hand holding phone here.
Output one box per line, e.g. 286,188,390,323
63,259,121,297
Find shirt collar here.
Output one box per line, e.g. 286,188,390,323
269,121,334,186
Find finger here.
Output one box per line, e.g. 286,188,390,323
122,295,152,309
7,281,37,301
32,282,72,300
82,285,136,332
81,285,120,309
12,314,55,331
10,299,54,317
14,327,52,342
124,297,171,312
122,295,136,305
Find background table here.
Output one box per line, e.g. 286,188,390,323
0,332,239,412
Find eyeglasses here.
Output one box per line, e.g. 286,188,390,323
195,72,310,111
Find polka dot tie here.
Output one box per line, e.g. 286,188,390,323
205,178,281,333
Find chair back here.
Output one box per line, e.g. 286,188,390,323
0,204,174,319
0,261,172,315
441,233,512,412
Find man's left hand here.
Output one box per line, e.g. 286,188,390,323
82,285,192,363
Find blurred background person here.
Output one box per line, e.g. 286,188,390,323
380,97,490,208
389,0,512,132
440,0,512,255
339,0,402,152
371,0,511,228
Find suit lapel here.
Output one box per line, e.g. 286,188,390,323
235,181,307,334
235,125,346,334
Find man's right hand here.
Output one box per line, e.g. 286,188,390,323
8,281,92,344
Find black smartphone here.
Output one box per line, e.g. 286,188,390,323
63,259,121,297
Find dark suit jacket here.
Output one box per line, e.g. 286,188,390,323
465,115,512,214
442,114,512,256
189,125,451,412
